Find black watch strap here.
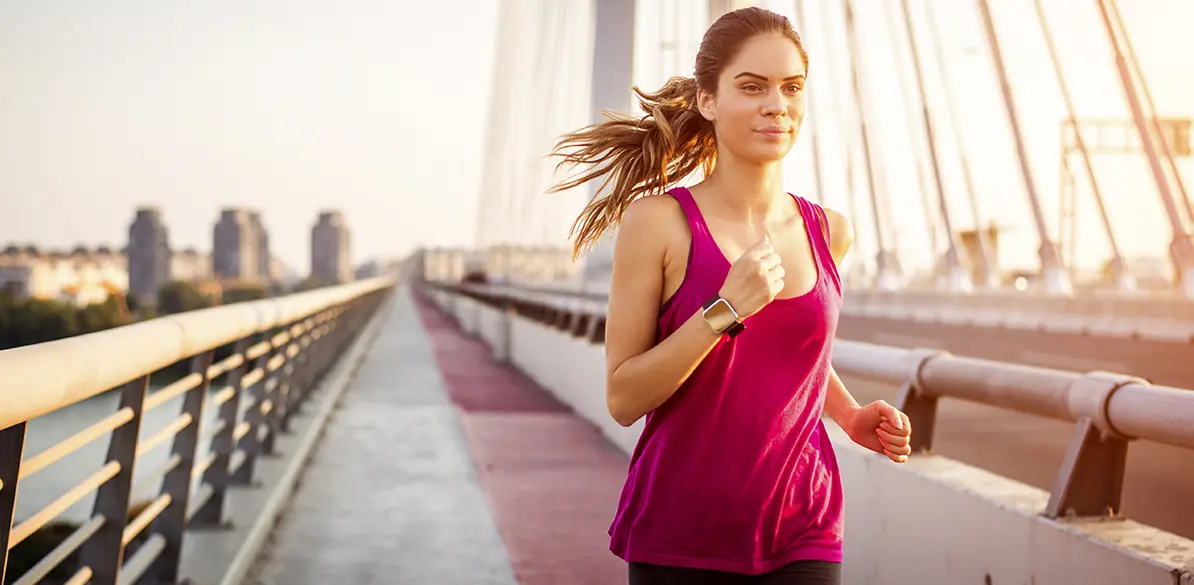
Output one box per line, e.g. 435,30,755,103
723,320,745,338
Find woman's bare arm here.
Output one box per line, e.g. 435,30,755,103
603,196,724,427
819,208,864,427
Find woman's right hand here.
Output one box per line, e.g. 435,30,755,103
717,235,785,320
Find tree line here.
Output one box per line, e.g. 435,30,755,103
0,280,273,351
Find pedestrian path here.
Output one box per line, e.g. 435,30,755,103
247,286,629,584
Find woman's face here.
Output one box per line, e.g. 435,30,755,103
699,33,807,165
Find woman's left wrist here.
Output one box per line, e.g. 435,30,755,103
832,403,862,432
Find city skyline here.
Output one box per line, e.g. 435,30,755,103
0,205,345,276
0,204,357,313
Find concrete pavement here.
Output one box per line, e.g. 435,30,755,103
246,287,629,584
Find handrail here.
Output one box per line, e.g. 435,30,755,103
457,278,1194,339
1,275,396,585
431,280,1194,519
829,340,1194,450
0,276,394,431
443,281,1194,450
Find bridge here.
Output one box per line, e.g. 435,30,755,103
4,271,1192,585
3,0,1194,584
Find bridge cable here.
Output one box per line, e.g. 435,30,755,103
1031,0,1131,290
1105,0,1194,231
975,0,1072,294
1095,0,1194,295
814,0,866,281
881,0,946,285
790,0,826,207
476,0,522,248
520,0,565,250
841,0,903,288
920,0,998,288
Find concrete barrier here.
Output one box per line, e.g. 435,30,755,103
507,315,643,452
433,289,1193,584
476,302,510,363
455,294,482,336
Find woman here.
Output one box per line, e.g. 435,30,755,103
549,7,913,585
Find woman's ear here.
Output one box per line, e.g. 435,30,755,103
696,88,716,122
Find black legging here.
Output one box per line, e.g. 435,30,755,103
628,561,841,585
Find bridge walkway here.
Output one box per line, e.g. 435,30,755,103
244,287,628,585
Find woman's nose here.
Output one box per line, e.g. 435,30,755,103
761,90,785,117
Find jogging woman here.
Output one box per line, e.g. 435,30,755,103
549,7,913,585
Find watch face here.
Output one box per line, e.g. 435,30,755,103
704,299,736,330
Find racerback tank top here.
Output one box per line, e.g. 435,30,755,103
607,187,845,575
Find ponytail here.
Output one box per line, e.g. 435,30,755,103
549,76,718,259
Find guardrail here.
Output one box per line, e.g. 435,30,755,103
0,276,395,585
844,288,1194,341
478,277,1194,341
430,280,1194,521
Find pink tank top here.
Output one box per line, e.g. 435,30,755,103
608,187,845,574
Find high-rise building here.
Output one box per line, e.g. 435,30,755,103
311,211,352,284
212,208,259,281
127,207,171,306
249,211,271,282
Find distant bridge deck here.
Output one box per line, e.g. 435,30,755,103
246,288,627,585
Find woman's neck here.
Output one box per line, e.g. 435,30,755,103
701,157,788,224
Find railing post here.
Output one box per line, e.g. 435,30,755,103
0,422,28,585
325,304,355,366
260,330,292,455
308,312,338,385
287,328,317,415
78,375,149,585
1045,371,1143,518
191,337,252,527
592,314,607,344
231,329,282,485
274,330,304,435
326,303,353,363
495,298,513,364
896,348,950,453
297,316,328,395
144,351,213,584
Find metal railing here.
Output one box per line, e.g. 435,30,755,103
463,277,1194,341
0,276,395,585
431,281,1194,522
843,288,1194,340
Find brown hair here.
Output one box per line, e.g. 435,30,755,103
549,7,809,258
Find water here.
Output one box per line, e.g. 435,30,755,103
15,385,227,525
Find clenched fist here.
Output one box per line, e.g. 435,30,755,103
717,235,784,319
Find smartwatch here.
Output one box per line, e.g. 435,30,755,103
702,295,745,338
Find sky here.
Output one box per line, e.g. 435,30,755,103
635,0,1194,275
0,0,500,273
0,0,1191,277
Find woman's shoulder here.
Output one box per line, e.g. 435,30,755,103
619,192,690,239
615,192,693,264
810,204,854,262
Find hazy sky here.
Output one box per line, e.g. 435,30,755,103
0,0,499,272
764,0,1194,273
0,0,1190,276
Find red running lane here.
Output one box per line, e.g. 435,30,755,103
414,293,630,585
